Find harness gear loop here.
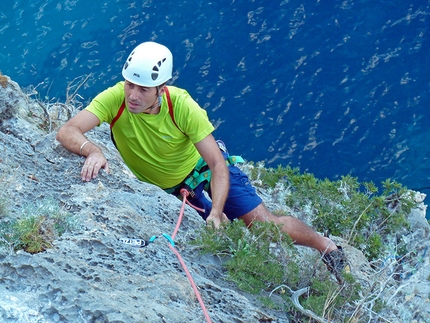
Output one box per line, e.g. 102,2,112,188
179,154,245,199
164,138,245,198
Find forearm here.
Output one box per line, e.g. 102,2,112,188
56,126,102,157
56,110,108,181
209,162,229,215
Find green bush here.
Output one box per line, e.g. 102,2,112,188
191,162,419,321
301,275,361,318
243,163,415,261
192,211,362,322
13,215,54,253
0,197,77,253
193,220,298,294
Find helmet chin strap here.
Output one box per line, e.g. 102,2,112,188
143,86,162,112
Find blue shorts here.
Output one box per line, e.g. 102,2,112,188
190,164,262,221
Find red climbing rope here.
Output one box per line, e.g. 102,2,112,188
167,189,212,323
186,199,205,214
171,188,205,240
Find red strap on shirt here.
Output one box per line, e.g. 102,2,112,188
165,87,186,135
110,101,126,130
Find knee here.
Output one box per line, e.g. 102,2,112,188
241,204,277,223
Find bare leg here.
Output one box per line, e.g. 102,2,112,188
238,203,337,254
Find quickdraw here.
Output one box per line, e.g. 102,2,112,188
119,233,175,248
119,189,212,322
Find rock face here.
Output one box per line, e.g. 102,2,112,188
0,75,287,323
0,74,429,323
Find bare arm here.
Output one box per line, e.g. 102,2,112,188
56,110,109,181
194,134,230,227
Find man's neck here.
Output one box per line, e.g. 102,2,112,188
143,98,161,114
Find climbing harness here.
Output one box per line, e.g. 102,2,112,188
164,149,244,199
119,189,212,323
182,154,244,194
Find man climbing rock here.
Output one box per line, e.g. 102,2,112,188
56,41,348,283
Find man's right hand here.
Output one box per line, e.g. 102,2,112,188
81,151,109,182
56,110,106,181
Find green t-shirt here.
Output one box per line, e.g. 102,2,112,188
85,82,214,189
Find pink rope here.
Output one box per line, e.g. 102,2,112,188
170,191,186,241
168,244,212,323
167,189,212,323
186,200,205,214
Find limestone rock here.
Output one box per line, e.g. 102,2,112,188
0,76,287,322
1,75,429,323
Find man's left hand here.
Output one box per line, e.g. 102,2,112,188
206,211,229,229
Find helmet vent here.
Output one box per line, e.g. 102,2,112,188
151,58,167,81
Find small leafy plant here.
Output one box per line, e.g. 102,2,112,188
300,274,361,319
0,197,77,253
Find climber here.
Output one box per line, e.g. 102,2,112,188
56,41,348,283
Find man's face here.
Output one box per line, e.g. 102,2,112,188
124,80,159,114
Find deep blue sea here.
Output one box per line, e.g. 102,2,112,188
1,0,430,194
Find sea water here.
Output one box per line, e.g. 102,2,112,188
1,0,429,193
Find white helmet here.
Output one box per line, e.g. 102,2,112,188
122,42,173,87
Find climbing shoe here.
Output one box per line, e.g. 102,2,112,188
322,246,350,284
216,140,228,153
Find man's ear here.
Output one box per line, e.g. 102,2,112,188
158,85,166,96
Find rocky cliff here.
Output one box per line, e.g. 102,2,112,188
0,74,429,323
